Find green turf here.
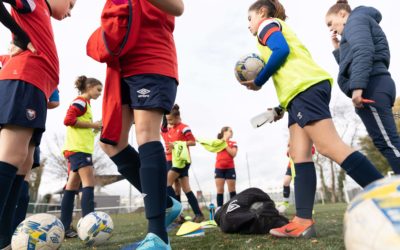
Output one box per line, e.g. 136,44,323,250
61,203,347,250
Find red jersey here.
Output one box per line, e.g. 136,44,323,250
215,140,237,169
120,0,178,81
0,0,59,99
161,122,195,161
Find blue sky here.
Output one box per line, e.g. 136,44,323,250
1,0,399,198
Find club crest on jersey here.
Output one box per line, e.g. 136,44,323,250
227,199,240,213
26,109,36,120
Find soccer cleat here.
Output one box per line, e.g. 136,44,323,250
269,219,316,238
165,197,183,228
175,214,186,224
136,233,171,250
192,214,205,223
65,226,78,238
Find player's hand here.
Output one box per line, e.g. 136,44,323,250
240,80,261,91
352,89,364,109
272,106,284,122
93,120,102,130
9,42,36,57
331,31,340,50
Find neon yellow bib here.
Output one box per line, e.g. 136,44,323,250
63,99,95,154
257,19,333,109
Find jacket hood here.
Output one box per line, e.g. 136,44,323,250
352,6,382,23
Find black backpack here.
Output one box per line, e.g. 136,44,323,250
214,188,289,234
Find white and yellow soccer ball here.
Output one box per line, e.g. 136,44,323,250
344,176,400,250
234,53,265,82
77,211,113,246
11,213,64,250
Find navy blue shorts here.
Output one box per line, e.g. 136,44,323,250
167,161,189,178
0,80,47,145
68,152,93,172
215,168,236,180
288,80,332,128
32,146,40,169
121,74,177,113
285,166,292,176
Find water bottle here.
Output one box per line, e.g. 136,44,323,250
209,203,215,221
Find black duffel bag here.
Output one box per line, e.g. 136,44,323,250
214,187,289,234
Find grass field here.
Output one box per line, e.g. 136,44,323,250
61,203,347,250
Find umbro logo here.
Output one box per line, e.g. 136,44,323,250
137,88,150,98
227,199,240,213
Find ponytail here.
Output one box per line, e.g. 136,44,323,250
249,0,287,21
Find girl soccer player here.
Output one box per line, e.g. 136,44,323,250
88,0,184,248
325,0,400,174
0,1,75,248
241,0,383,238
161,104,204,223
214,127,238,208
60,76,102,237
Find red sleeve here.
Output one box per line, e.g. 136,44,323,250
182,126,195,141
63,98,87,126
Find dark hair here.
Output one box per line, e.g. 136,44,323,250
75,75,102,94
217,126,230,139
169,104,180,117
249,0,287,21
327,0,351,15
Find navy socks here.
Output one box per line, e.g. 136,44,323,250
139,141,168,244
229,191,236,199
110,145,142,192
13,180,30,232
283,186,290,198
0,174,24,248
185,191,202,216
341,151,383,187
294,162,316,219
60,190,76,229
217,193,223,207
81,186,94,217
0,161,17,218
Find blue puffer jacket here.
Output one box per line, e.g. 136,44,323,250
333,6,390,97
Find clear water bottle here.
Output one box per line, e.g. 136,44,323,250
209,203,215,220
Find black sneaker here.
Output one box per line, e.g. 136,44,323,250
65,226,78,238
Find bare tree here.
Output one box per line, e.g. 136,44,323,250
314,103,363,203
42,132,118,183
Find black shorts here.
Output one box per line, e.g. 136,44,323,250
215,168,236,180
68,152,93,172
121,74,177,113
0,80,47,146
288,80,332,128
167,161,189,178
285,166,292,176
32,146,41,169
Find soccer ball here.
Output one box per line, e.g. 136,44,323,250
234,53,264,82
77,211,113,246
11,213,64,250
344,176,400,250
